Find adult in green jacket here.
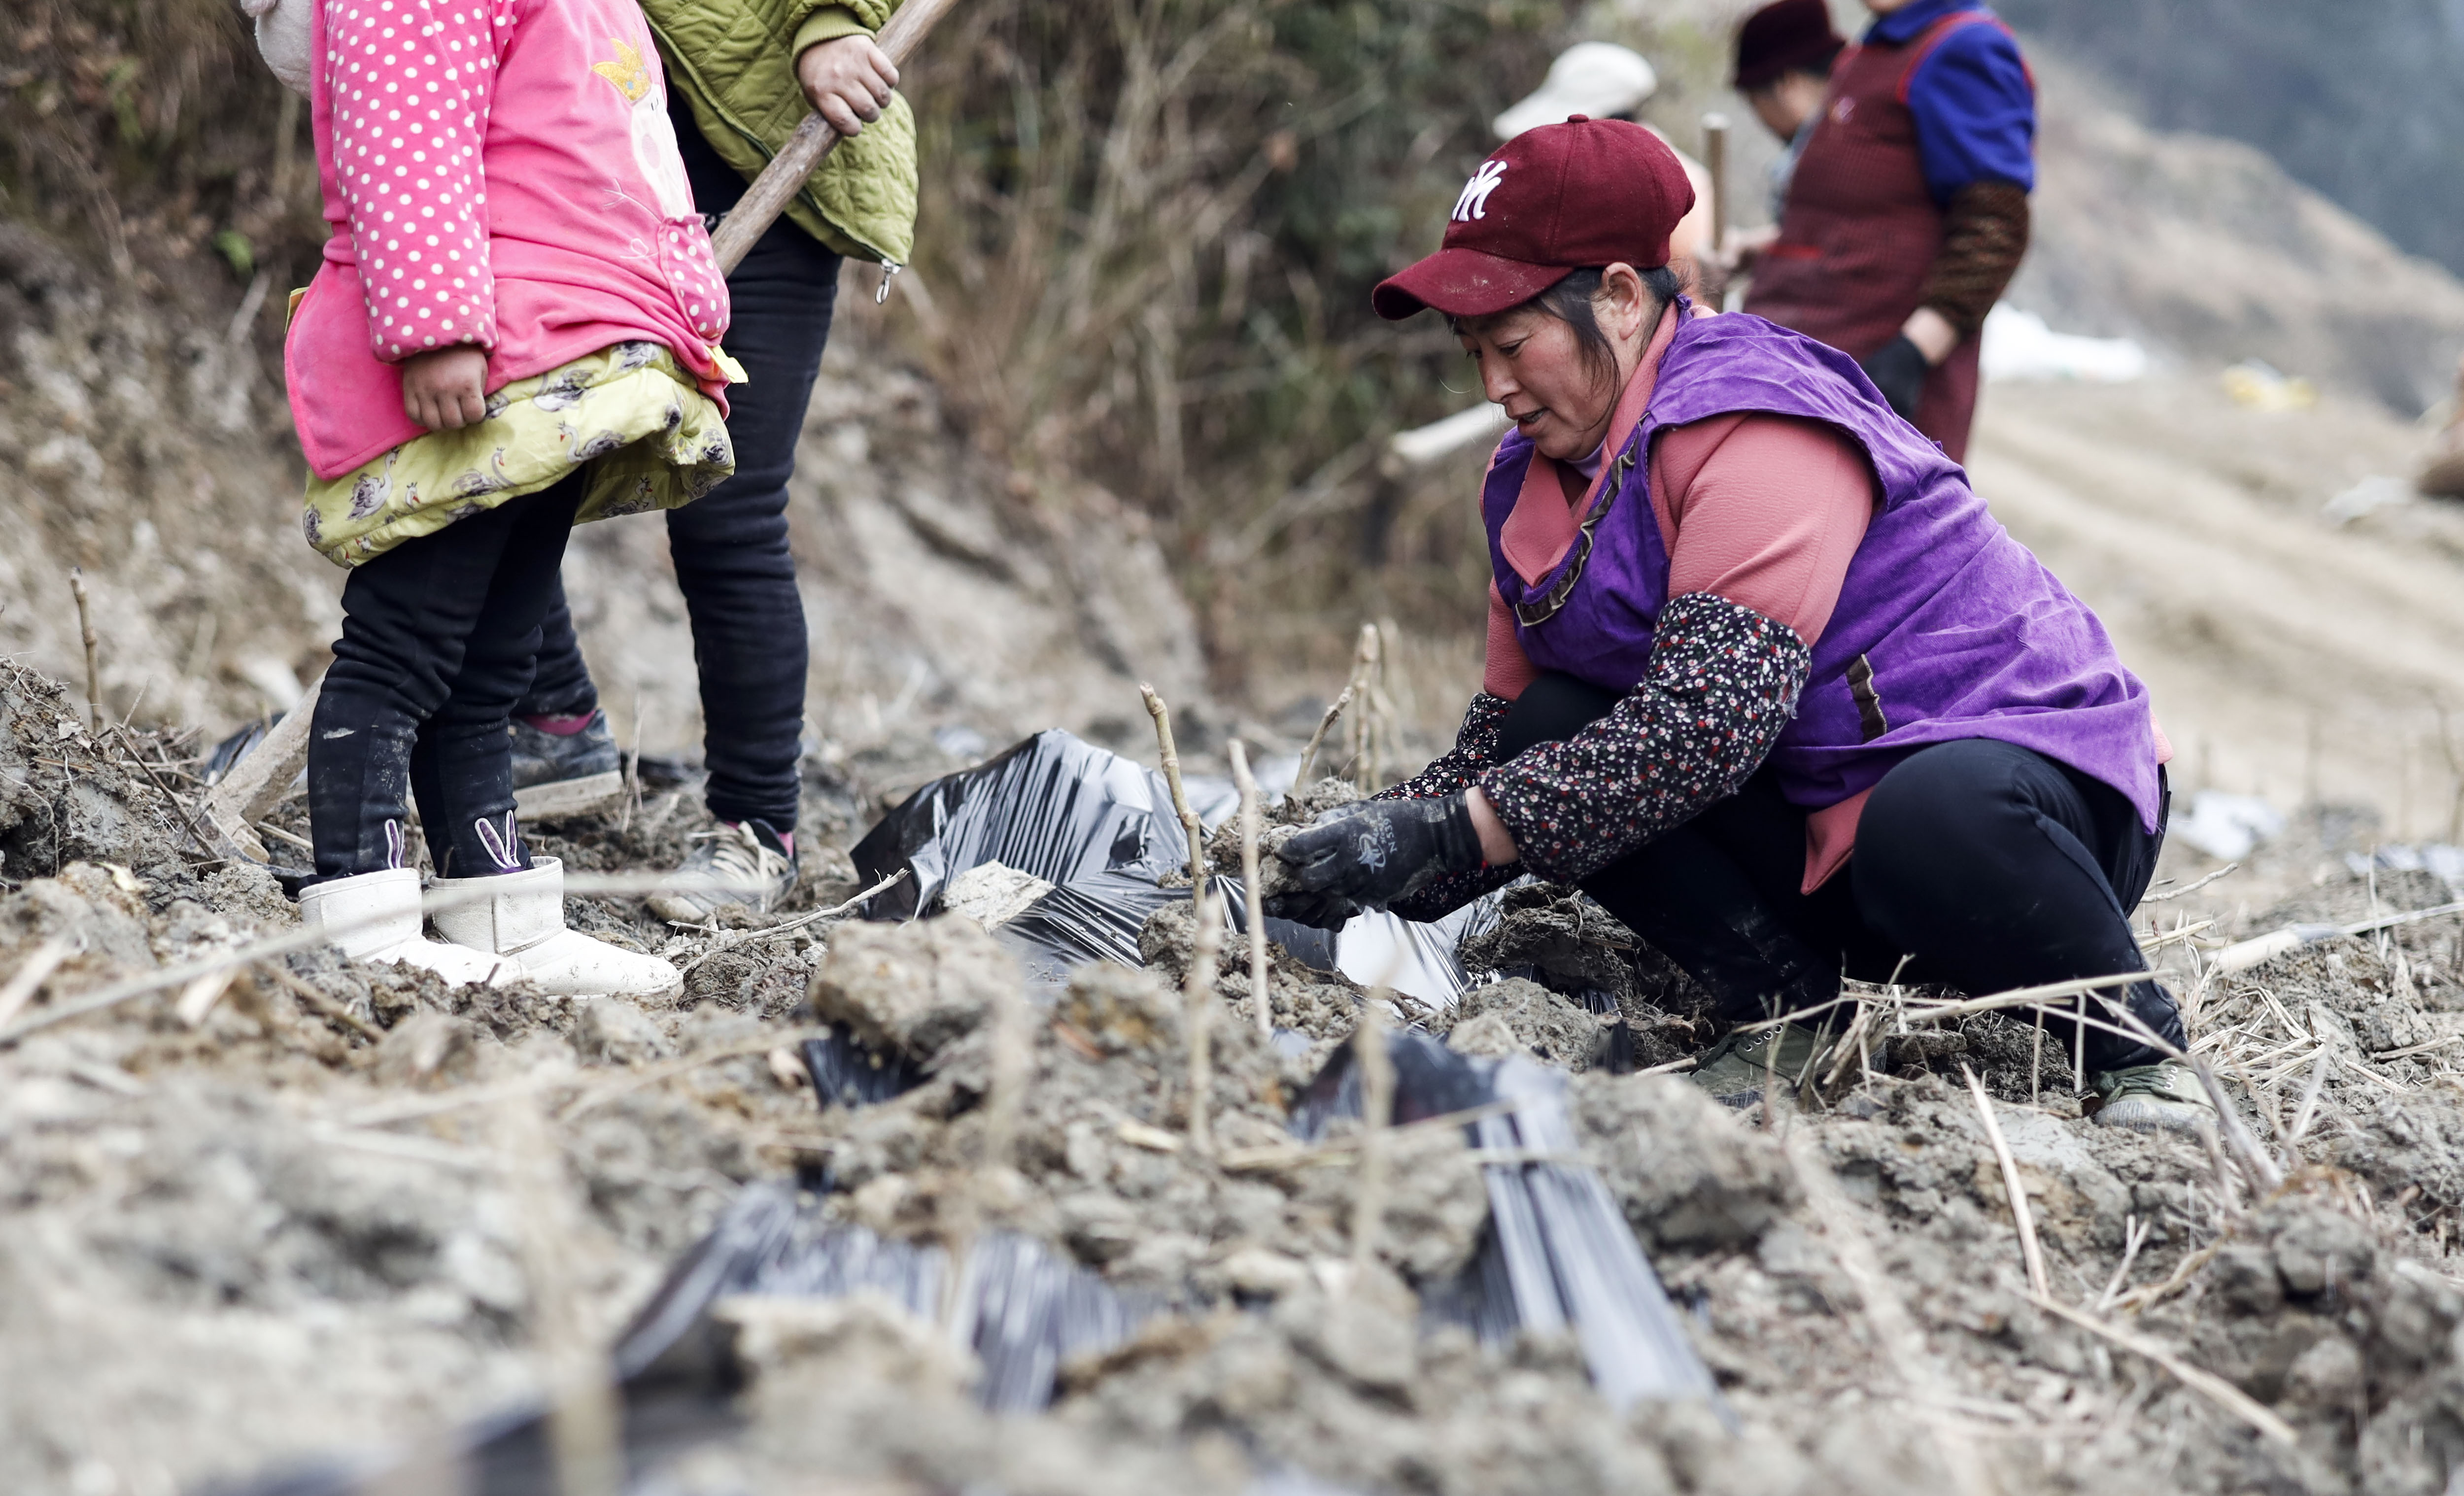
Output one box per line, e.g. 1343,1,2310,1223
513,0,923,920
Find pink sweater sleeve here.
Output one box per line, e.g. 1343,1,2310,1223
1483,582,1540,700
1652,412,1879,892
325,0,500,361
1651,412,1876,644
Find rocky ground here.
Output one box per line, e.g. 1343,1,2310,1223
9,649,2464,1496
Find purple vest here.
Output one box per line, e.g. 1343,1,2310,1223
1482,311,2161,830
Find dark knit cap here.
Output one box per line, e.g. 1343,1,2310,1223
1733,0,1846,92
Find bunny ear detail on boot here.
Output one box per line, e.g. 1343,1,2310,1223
472,812,524,872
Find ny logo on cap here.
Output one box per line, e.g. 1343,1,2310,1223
1452,160,1508,223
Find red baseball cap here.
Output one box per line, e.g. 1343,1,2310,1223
1372,116,1695,321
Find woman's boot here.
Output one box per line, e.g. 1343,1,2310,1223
300,867,511,986
429,857,682,998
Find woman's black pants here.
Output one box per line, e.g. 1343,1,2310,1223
309,478,585,882
516,93,841,837
1496,672,2184,1077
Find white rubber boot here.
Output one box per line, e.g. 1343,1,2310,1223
430,857,682,999
299,867,512,987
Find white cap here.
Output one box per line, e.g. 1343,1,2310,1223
1492,43,1660,140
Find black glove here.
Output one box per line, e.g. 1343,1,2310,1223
1859,334,1929,421
1265,794,1486,930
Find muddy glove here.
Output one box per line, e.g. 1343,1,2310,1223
1859,334,1928,421
1265,794,1485,930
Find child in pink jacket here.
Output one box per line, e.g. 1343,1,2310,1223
276,0,741,996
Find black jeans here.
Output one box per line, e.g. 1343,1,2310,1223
310,478,586,882
1497,673,2184,1075
521,94,842,834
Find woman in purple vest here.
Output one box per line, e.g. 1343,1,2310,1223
1269,118,2210,1134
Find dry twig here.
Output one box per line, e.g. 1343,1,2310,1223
1294,684,1353,786
1962,1063,2049,1297
2095,1215,2153,1313
2143,863,2239,903
0,938,73,1030
261,962,385,1042
2028,1292,2296,1446
1140,683,1206,890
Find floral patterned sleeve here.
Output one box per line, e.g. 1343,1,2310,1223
1377,690,1511,802
1376,691,1521,922
1476,591,1810,885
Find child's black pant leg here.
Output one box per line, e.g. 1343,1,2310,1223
408,478,587,876
311,477,585,882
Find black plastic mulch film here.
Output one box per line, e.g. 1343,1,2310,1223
850,729,1476,1001
222,731,1724,1495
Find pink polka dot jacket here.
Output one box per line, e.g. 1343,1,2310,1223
284,0,735,479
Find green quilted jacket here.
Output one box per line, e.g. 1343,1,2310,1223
640,0,918,265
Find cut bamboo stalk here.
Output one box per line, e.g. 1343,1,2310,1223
1228,740,1273,1040
68,569,102,733
1140,683,1205,890
1962,1063,2048,1297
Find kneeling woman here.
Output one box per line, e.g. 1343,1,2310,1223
1272,117,2207,1133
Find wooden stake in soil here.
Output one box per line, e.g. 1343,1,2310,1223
1182,887,1224,1156
1140,684,1206,891
68,569,102,733
1963,1063,2049,1297
1349,990,1396,1271
1229,740,1273,1039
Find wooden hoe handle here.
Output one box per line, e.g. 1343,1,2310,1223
708,0,962,274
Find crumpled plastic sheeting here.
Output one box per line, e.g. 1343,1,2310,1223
852,730,1485,1008
1294,1030,1727,1418
799,1033,926,1110
615,1182,1154,1415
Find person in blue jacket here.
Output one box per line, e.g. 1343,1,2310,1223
1735,0,2036,461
